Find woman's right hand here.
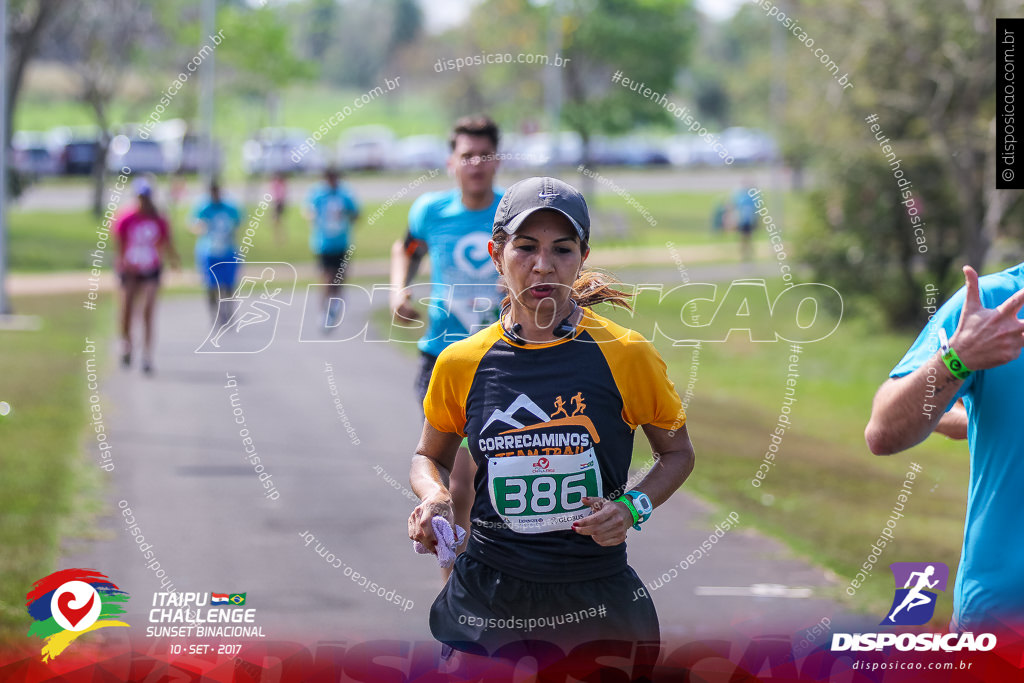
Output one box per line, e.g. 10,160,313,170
408,496,455,555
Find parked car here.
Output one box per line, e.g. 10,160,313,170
664,134,703,167
151,119,223,174
588,135,670,167
49,126,102,175
337,125,396,171
12,131,59,178
719,127,780,164
242,127,324,176
107,134,168,174
519,131,584,167
388,134,448,171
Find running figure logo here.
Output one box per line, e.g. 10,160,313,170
196,263,297,353
882,562,949,626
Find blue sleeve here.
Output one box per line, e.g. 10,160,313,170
890,286,973,412
407,193,433,240
192,201,208,222
345,190,359,216
306,187,320,211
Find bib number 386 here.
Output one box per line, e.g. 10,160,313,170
487,449,603,534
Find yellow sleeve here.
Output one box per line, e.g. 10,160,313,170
422,325,501,436
588,313,685,431
619,336,685,430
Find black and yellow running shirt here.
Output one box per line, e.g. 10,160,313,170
424,307,684,582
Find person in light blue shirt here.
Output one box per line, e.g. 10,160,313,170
731,185,757,261
389,115,504,582
866,263,1024,632
304,167,360,326
192,180,242,321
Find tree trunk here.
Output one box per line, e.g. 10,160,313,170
4,0,62,152
87,94,110,217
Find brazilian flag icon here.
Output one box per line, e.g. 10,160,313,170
228,593,246,606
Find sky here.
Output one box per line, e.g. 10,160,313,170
422,0,746,33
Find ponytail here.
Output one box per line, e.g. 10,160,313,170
570,267,633,310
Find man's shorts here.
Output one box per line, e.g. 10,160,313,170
198,254,239,290
318,249,351,276
430,553,660,659
415,351,438,417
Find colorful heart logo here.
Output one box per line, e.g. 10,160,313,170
57,591,95,628
49,581,101,632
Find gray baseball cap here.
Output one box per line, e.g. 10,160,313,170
493,176,590,242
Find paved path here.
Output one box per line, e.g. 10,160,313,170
61,280,864,653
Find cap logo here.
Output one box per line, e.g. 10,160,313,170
537,192,559,199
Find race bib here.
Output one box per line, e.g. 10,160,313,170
209,215,234,253
324,201,346,236
487,448,603,534
125,244,157,269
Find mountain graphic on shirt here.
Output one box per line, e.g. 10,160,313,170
481,393,600,443
482,394,549,431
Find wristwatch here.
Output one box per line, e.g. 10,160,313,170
615,490,653,531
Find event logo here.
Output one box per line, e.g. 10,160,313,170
196,263,297,353
882,562,948,626
831,561,995,653
25,569,129,662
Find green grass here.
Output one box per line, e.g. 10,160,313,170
8,187,779,273
0,293,110,639
601,281,967,624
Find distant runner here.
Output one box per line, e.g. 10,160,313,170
191,180,242,324
304,167,359,328
113,178,180,375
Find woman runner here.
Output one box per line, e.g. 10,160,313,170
409,176,695,660
113,178,179,374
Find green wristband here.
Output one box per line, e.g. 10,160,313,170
615,495,640,526
941,347,972,380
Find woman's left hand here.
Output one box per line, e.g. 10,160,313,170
572,496,633,546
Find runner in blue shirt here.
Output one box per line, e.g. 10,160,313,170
390,115,504,582
192,181,241,324
305,167,359,327
866,263,1024,632
731,184,757,261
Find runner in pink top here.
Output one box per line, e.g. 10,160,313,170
112,178,180,374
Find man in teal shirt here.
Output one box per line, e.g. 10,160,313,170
866,263,1024,631
192,181,242,322
390,115,504,581
305,167,359,327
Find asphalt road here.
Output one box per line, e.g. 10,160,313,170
62,277,866,657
